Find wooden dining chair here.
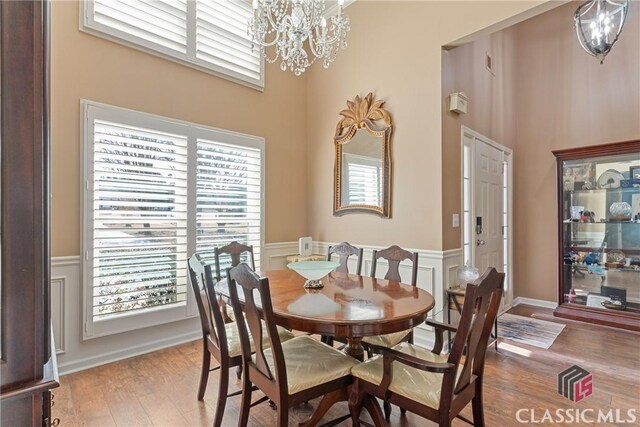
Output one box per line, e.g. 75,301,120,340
323,242,364,346
214,241,256,322
188,254,294,427
364,245,419,349
327,241,364,275
188,253,243,427
349,268,505,426
214,241,256,281
226,263,358,427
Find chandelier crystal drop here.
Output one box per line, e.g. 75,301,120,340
248,0,350,76
574,0,629,64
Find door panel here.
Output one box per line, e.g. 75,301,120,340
474,140,503,277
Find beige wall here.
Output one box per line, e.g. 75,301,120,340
441,27,519,250
305,1,550,250
514,3,640,301
440,2,640,300
51,0,308,257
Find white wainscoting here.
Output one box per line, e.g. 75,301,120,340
261,241,300,270
51,243,462,374
51,256,201,375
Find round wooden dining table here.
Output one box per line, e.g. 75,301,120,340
216,268,436,361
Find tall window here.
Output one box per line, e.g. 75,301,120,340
83,101,264,338
82,0,263,89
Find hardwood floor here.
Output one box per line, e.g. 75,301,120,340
53,305,640,426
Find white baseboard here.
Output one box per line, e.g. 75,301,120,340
513,296,558,309
58,330,200,376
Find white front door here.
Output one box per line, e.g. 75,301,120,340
474,140,503,275
462,127,513,309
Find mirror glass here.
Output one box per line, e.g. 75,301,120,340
341,129,383,206
334,93,392,217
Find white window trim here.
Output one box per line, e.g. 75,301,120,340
81,99,265,339
79,1,265,91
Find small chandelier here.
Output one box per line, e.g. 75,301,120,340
574,0,629,64
248,0,350,76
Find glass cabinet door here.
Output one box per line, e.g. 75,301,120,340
560,152,640,313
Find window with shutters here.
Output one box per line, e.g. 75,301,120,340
82,100,264,338
81,0,263,89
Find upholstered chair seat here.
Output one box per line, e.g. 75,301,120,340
361,330,411,348
256,335,358,394
351,342,463,409
226,321,295,358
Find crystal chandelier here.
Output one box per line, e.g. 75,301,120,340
248,0,350,76
574,0,629,64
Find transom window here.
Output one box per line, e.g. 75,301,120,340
81,0,263,89
82,100,264,338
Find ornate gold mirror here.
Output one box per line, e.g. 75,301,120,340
334,93,392,217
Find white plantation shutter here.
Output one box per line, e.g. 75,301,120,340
92,0,188,54
83,101,264,338
91,120,189,321
195,0,262,83
196,138,262,270
83,0,264,88
347,161,382,205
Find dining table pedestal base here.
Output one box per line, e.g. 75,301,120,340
344,337,366,361
299,386,384,427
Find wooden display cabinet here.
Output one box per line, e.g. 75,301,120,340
553,140,640,331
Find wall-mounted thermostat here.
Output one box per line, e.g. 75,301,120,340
449,92,468,114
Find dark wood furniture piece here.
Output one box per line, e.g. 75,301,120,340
213,241,256,323
363,245,419,349
213,241,256,281
216,268,435,425
327,241,364,275
324,241,364,345
226,263,359,427
216,269,435,361
0,1,60,425
188,254,293,427
188,254,245,427
553,141,640,332
446,286,498,351
371,245,418,286
349,268,505,427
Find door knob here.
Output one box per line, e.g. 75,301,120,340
476,239,486,246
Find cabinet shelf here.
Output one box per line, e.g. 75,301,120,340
562,221,640,225
565,187,639,195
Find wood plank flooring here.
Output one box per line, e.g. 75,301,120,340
53,305,640,426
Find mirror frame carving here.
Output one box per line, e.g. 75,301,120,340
334,93,392,217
